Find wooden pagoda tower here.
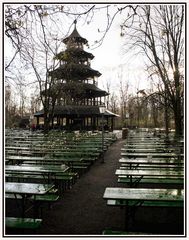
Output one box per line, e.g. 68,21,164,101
34,21,118,131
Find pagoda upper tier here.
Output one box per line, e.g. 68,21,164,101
63,25,88,46
49,63,101,81
49,22,102,82
55,48,94,63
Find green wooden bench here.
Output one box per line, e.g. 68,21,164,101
102,229,152,235
6,192,59,215
22,160,61,165
5,217,42,229
72,165,88,175
6,193,59,202
21,157,96,167
5,172,75,192
72,161,91,168
120,164,183,170
106,199,183,207
118,176,184,185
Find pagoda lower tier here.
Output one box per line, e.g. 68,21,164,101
34,105,118,131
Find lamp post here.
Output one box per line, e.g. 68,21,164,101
99,105,106,163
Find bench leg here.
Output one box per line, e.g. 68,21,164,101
124,205,137,230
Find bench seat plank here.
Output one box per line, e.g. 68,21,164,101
107,199,183,207
6,217,42,229
6,193,59,202
102,229,152,235
118,177,183,185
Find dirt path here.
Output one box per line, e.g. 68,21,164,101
37,139,126,235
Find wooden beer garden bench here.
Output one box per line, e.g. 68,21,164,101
5,170,77,192
115,169,184,187
121,152,184,159
6,190,60,215
118,176,184,186
5,182,55,218
106,198,183,208
103,187,184,230
102,229,153,235
6,192,59,204
6,217,42,229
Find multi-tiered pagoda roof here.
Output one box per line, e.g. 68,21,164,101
34,21,118,131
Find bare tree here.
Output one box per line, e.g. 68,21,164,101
119,69,129,127
5,84,20,127
30,93,41,115
109,93,119,114
4,4,139,132
121,4,184,136
5,4,136,68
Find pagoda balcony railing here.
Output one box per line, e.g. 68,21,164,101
78,100,104,106
58,99,104,106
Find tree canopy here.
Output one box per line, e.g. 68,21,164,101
4,4,185,135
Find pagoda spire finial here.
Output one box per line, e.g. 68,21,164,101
73,19,77,28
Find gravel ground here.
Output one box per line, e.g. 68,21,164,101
37,139,126,236
5,138,184,236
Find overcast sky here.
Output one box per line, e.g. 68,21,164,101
4,3,155,99
69,7,150,94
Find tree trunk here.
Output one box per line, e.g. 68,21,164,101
174,100,183,137
152,102,158,128
173,69,183,137
43,110,50,134
164,96,169,136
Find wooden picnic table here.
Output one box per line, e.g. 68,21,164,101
6,156,44,165
6,147,101,158
124,141,183,145
123,143,176,147
6,154,84,162
6,164,69,183
126,136,183,142
5,182,55,218
119,158,183,166
124,144,183,149
125,138,164,141
119,158,183,170
103,187,184,229
7,140,103,149
6,155,82,164
5,146,31,151
121,148,176,153
115,169,184,187
115,169,183,177
5,136,28,141
103,187,184,202
121,152,183,159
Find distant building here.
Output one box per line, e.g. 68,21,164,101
34,21,118,131
19,116,30,128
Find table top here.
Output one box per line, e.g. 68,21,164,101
122,146,174,149
6,136,27,140
124,143,183,146
121,148,177,153
6,155,83,162
5,182,54,195
125,140,165,143
6,156,44,160
6,164,69,173
115,169,184,177
121,152,183,158
5,146,31,151
103,187,184,201
124,139,183,146
6,149,99,157
119,158,184,165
